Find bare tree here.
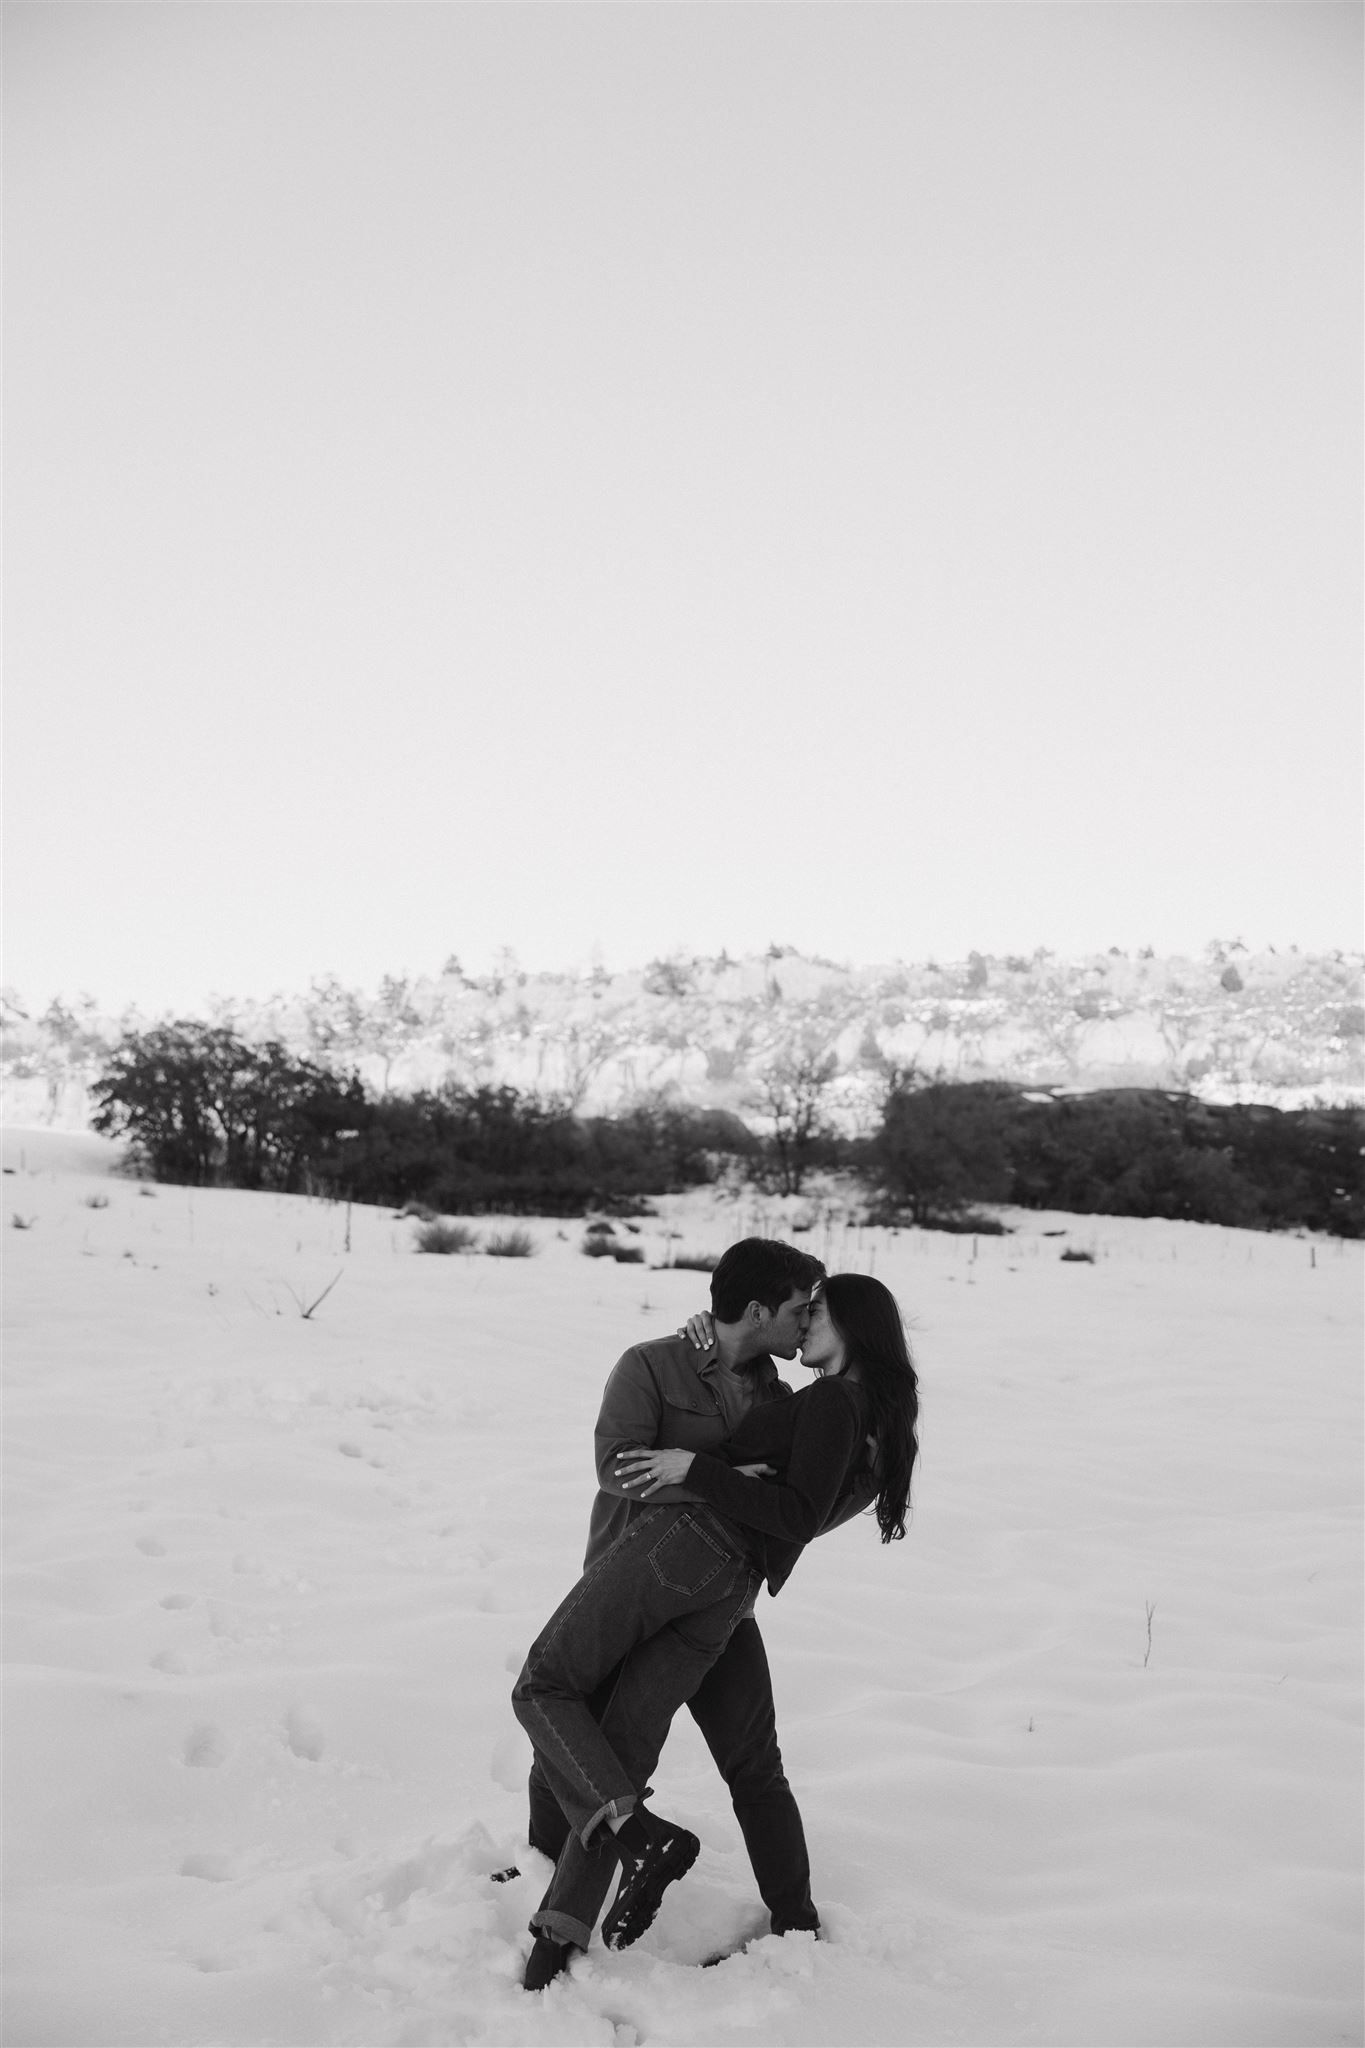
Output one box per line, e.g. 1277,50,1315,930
554,1010,634,1111
754,1043,839,1196
364,974,424,1094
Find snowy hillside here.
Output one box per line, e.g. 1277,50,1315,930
3,944,1362,1134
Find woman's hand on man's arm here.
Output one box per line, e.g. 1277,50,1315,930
618,1447,776,1507
615,1446,696,1498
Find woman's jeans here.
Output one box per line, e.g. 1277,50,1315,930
512,1504,760,1950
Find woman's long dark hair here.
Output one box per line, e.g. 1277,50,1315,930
822,1273,919,1543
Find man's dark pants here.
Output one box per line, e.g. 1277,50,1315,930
527,1615,820,1937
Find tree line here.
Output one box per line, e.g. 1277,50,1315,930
90,1022,1363,1236
872,1078,1362,1238
89,1022,753,1215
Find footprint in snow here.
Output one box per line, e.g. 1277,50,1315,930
284,1705,325,1761
182,1723,229,1768
151,1649,190,1674
135,1535,167,1556
180,1851,240,1882
160,1592,194,1609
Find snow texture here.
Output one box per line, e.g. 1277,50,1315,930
3,1128,1361,2046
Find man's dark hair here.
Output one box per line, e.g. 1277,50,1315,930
709,1237,826,1322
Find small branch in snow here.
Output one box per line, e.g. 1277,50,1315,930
283,1270,344,1320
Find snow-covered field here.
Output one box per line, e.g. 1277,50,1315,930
4,1127,1361,2048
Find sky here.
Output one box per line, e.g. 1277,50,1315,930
5,2,1362,1017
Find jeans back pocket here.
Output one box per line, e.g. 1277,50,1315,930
648,1513,729,1597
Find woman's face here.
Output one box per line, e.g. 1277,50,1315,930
799,1292,847,1376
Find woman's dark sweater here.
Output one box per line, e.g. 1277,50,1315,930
683,1373,871,1593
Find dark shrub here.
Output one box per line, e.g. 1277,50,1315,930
916,1210,1010,1235
415,1220,480,1254
872,1079,1016,1224
865,1080,1363,1237
92,1022,365,1191
328,1087,730,1216
486,1228,537,1258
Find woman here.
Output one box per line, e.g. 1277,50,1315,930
511,1273,919,1989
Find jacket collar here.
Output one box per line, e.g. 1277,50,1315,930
693,1341,780,1391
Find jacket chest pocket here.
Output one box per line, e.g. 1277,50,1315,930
661,1397,723,1452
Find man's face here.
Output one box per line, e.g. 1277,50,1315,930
761,1285,815,1360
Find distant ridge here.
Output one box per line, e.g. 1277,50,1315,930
3,944,1361,1134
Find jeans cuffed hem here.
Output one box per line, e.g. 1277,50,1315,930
531,1908,594,1951
580,1792,635,1851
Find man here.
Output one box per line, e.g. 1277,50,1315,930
520,1235,872,1942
